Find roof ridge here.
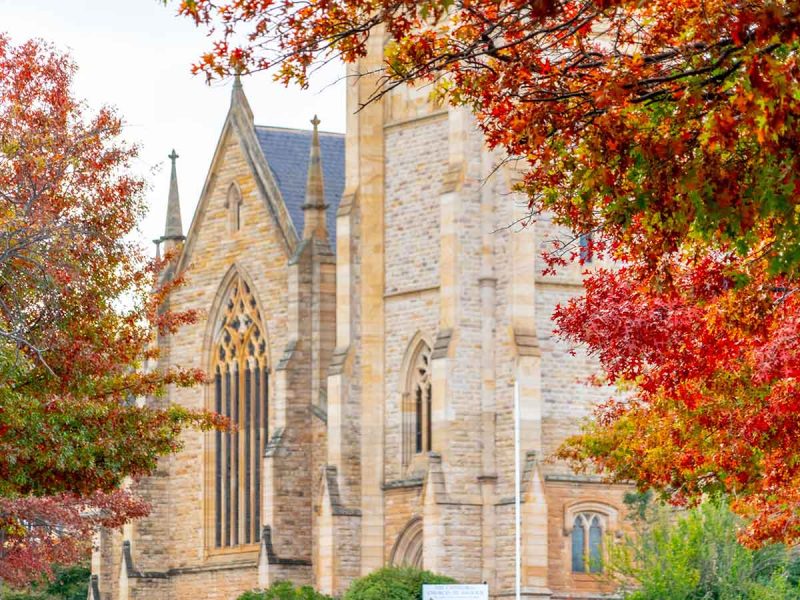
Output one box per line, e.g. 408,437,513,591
254,123,344,137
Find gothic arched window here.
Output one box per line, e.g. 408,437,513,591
226,183,243,232
571,513,604,573
402,339,432,468
212,276,268,548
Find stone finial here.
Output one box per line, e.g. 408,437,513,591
162,149,185,253
301,115,328,241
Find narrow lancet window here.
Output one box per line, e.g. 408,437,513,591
403,339,432,468
571,516,585,573
212,276,268,548
227,183,243,232
588,516,603,573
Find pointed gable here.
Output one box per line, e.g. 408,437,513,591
254,126,345,248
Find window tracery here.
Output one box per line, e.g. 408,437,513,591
212,276,268,549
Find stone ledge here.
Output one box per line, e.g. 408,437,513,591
328,345,350,376
134,549,261,578
321,465,362,517
261,526,312,566
276,340,297,371
169,560,258,576
264,427,285,457
382,477,424,490
383,283,439,299
544,474,612,484
122,541,169,580
431,329,453,360
311,402,327,424
336,192,356,218
384,109,448,130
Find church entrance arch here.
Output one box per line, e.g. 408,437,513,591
389,517,423,569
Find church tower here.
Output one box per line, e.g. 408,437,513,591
313,30,628,599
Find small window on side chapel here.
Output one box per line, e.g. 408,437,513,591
402,340,432,468
227,183,243,232
571,513,603,574
212,276,268,549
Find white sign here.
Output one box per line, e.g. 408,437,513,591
422,584,489,600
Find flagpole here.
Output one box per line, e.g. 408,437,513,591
514,377,521,600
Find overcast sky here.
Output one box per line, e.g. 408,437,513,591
0,0,346,251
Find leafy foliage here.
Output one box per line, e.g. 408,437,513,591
609,494,800,599
342,566,456,600
0,35,224,585
238,581,333,600
554,257,800,547
165,0,800,545
170,0,800,275
5,564,90,600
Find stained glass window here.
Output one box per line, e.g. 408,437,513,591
213,277,268,548
571,512,604,574
571,516,585,572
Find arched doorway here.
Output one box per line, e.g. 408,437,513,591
389,517,423,569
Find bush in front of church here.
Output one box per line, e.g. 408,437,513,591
343,566,456,600
238,581,333,600
5,564,91,600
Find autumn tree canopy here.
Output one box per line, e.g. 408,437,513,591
0,35,221,586
170,0,800,545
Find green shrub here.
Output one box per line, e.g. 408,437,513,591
5,564,90,600
608,494,800,600
343,566,457,600
237,580,333,600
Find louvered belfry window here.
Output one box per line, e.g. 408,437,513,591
213,277,268,548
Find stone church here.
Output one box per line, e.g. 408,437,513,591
90,42,627,600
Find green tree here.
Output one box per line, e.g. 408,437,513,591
609,495,800,600
0,34,223,586
5,565,90,600
238,581,333,600
343,566,456,600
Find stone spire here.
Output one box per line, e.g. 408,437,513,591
230,73,254,123
162,149,185,253
301,115,328,241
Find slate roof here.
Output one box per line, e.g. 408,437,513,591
254,125,345,250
